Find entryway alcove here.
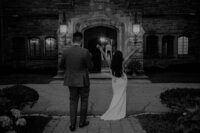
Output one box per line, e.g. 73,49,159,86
84,26,117,73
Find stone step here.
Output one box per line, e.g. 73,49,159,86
50,78,151,84
53,72,149,80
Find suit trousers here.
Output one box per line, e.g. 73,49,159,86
68,86,90,125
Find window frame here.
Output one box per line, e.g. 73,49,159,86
28,37,41,59
178,36,189,56
44,37,57,57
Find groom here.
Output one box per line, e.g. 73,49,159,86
60,32,93,131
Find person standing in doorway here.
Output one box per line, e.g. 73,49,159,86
60,32,93,131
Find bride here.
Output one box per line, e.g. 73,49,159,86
97,44,127,120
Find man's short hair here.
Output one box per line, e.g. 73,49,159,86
73,32,83,42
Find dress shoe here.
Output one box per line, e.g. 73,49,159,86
79,121,89,128
69,125,76,131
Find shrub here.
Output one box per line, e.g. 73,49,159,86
137,113,179,133
125,59,142,75
160,88,200,133
176,108,200,133
0,109,27,133
160,88,200,112
0,85,39,133
0,85,39,112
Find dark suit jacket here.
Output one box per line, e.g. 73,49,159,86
60,45,93,87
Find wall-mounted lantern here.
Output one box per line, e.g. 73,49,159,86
132,24,140,35
60,24,67,34
132,24,140,45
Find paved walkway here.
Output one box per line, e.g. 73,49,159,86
1,80,200,115
1,79,200,133
43,116,146,133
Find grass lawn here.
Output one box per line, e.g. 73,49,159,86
1,64,200,84
16,116,52,133
144,64,200,83
0,74,54,84
0,67,56,84
137,113,179,133
146,71,200,83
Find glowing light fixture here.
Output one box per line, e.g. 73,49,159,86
60,24,67,33
132,24,140,35
100,37,107,43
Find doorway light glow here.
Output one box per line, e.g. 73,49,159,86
99,37,107,43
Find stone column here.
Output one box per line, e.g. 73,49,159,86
124,24,145,75
136,34,144,71
158,35,162,58
143,34,147,56
0,0,4,64
173,35,178,58
54,11,66,79
54,33,66,79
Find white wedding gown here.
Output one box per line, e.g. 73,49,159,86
100,72,127,120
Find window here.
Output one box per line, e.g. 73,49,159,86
45,38,57,56
146,35,159,58
178,36,188,55
29,38,40,57
12,37,26,60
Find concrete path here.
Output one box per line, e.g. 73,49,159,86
43,116,146,133
1,80,200,133
1,80,200,115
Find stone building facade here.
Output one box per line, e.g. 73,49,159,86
0,0,200,73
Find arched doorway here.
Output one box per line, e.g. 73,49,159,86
84,26,117,72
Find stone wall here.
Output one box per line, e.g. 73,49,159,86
143,15,199,52
1,0,200,69
2,16,58,67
